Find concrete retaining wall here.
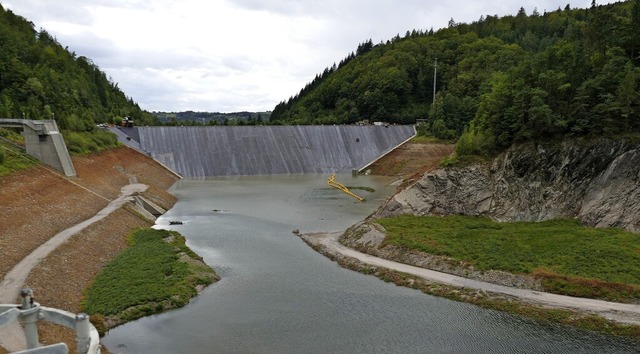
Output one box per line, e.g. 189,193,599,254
0,119,76,177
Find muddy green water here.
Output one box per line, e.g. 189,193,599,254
102,175,639,353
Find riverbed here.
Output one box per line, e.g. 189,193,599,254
102,175,639,353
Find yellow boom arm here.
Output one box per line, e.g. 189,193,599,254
327,173,364,201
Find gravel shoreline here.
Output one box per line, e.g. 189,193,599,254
299,227,640,329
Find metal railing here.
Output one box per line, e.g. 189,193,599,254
0,289,100,354
0,119,48,136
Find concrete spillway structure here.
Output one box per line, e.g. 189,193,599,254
129,125,415,178
0,119,76,177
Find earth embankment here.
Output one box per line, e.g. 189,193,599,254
0,146,179,353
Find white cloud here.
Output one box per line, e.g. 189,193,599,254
2,0,613,112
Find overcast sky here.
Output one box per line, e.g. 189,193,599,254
2,1,612,113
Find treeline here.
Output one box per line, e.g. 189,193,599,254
0,5,157,153
271,1,640,153
153,111,271,126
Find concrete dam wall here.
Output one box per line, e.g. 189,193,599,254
127,125,415,178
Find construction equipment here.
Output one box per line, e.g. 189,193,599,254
120,116,134,127
327,173,364,201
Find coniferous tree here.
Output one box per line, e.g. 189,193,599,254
270,1,640,152
631,0,640,63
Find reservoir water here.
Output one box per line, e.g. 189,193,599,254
103,175,639,353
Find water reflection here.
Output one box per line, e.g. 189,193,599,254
103,175,639,353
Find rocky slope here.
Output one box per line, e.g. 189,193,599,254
376,138,640,232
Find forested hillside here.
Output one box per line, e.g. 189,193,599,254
153,111,271,126
272,1,640,153
0,4,156,154
2,1,639,160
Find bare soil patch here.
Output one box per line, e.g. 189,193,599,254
0,167,106,284
365,140,453,188
0,146,179,353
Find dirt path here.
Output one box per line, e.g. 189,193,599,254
0,183,148,352
301,232,640,325
0,183,147,303
0,146,179,353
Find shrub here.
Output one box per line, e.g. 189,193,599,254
91,129,118,147
455,127,492,157
63,130,119,155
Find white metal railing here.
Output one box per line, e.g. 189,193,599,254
0,289,100,354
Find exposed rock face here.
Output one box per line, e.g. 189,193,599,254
376,139,640,232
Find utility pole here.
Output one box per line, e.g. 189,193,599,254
433,58,438,104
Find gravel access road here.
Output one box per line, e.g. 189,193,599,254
301,231,640,325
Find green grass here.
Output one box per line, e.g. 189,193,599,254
377,215,640,301
0,144,38,176
0,128,38,175
82,229,217,328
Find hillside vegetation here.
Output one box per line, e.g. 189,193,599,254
272,1,640,154
0,5,155,126
153,110,271,126
0,4,157,156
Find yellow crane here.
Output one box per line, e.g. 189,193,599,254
327,173,364,201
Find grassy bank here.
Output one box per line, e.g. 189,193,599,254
82,228,218,334
0,128,37,176
377,215,640,302
0,144,38,176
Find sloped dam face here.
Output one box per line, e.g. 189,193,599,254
124,125,415,177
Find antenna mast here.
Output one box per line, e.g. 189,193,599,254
433,58,437,104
